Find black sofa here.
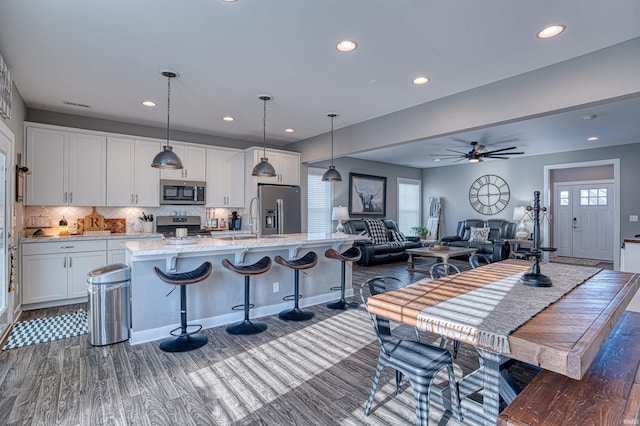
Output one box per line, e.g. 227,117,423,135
343,219,422,266
441,219,515,262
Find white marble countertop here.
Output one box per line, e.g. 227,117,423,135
20,232,162,243
124,233,360,256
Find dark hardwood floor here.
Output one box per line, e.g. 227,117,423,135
0,257,611,425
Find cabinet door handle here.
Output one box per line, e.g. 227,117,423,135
63,192,67,203
69,257,72,268
130,194,134,204
135,194,138,204
69,192,73,203
63,257,66,268
60,245,74,249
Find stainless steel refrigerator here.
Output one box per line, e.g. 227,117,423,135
258,184,301,235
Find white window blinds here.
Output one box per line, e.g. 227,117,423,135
397,178,421,235
308,168,332,233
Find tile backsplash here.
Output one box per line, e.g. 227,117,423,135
24,205,244,234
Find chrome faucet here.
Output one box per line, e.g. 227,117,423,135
248,196,260,237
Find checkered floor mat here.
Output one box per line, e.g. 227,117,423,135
2,309,88,350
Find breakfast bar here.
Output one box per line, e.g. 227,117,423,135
123,233,360,344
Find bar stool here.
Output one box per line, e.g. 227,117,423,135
325,246,362,310
222,256,272,335
275,251,318,321
153,261,212,352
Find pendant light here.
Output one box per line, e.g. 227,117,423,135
251,95,276,177
322,113,342,182
151,70,183,169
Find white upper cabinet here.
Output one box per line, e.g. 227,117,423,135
160,143,206,181
248,148,300,186
206,148,245,208
26,127,106,206
106,137,160,206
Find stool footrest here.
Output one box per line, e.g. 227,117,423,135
232,303,255,311
169,324,203,337
330,286,342,291
282,294,302,302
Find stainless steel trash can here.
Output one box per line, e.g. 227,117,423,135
87,263,131,346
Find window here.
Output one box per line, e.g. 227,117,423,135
397,178,421,235
559,190,569,206
308,168,333,233
580,188,608,206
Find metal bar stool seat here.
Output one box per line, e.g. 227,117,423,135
275,251,318,321
325,246,362,310
222,256,272,335
153,261,212,352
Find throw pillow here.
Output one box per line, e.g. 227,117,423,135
363,219,389,244
358,229,369,237
468,227,490,243
390,230,407,242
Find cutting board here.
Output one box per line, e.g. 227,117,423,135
77,218,126,234
84,207,104,231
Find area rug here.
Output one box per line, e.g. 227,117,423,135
2,309,87,350
549,256,601,266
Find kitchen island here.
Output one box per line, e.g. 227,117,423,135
123,233,362,344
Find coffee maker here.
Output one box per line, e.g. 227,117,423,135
228,211,242,231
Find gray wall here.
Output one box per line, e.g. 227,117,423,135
422,142,640,241
309,157,422,221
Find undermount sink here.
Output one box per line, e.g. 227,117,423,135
215,235,257,241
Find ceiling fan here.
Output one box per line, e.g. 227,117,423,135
432,141,524,163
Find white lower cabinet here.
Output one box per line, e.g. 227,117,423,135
21,240,107,305
107,240,127,264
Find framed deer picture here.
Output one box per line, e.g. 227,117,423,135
349,173,386,216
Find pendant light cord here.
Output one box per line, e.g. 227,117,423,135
330,115,335,166
166,75,171,149
262,98,267,157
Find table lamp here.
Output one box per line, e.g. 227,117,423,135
332,206,349,233
512,206,530,239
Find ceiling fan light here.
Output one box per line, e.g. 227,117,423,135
468,157,481,163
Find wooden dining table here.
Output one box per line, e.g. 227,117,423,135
366,259,639,425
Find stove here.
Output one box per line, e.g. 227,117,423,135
155,216,210,238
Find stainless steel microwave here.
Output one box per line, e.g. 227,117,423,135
160,179,206,205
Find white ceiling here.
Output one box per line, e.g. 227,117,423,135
1,0,639,166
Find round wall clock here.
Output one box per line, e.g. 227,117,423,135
469,174,510,215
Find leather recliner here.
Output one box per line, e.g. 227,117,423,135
441,219,515,262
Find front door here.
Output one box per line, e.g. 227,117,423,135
554,182,614,261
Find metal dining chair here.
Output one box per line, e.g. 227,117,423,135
360,276,461,425
429,263,462,358
469,254,492,269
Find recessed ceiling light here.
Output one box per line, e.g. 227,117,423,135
284,128,295,133
222,116,234,122
587,136,599,141
142,101,156,107
336,40,357,52
537,24,566,39
412,76,430,85
433,158,441,162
